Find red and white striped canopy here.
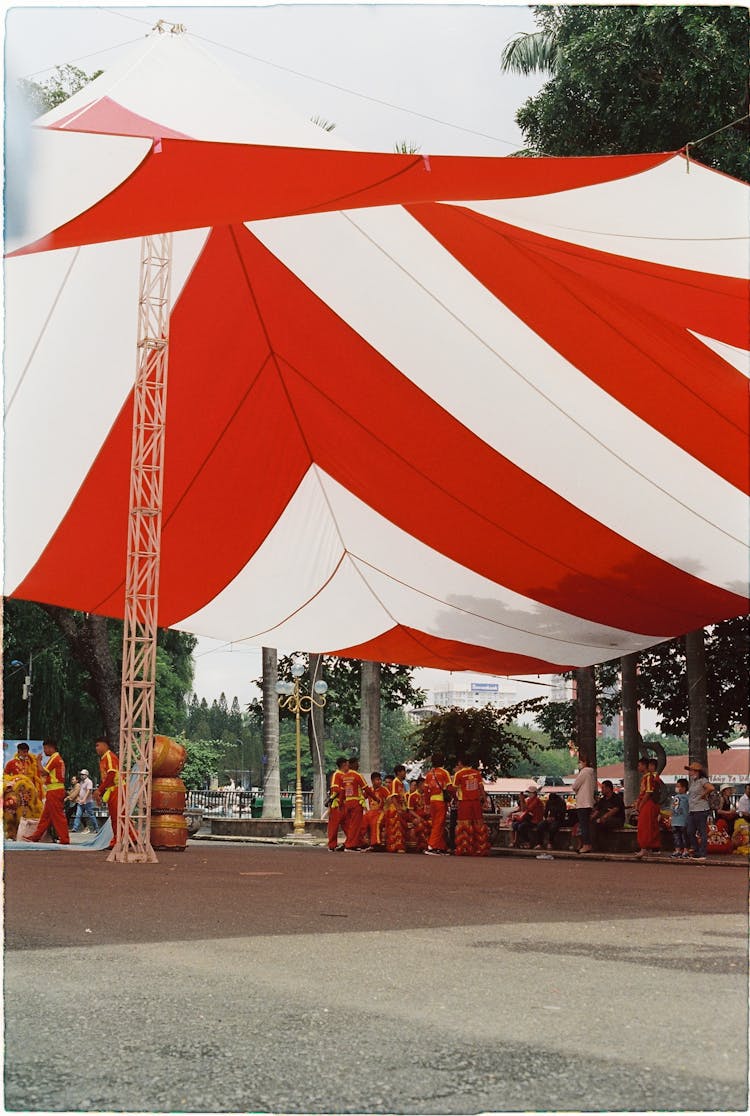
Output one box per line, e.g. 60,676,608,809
5,31,748,675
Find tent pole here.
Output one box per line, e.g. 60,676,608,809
108,233,173,864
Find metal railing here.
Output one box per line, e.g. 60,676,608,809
186,789,316,818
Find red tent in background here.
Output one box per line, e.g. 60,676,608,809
5,29,748,674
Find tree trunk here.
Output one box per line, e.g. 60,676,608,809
307,653,326,818
574,666,597,776
261,646,281,818
360,661,381,776
41,608,121,743
685,628,708,769
621,653,640,807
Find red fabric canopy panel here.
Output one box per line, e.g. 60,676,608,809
5,31,748,674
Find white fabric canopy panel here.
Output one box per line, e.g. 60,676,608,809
4,29,748,676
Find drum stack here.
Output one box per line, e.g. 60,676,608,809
150,735,189,851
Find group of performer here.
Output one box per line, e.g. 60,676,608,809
327,752,491,857
3,737,123,848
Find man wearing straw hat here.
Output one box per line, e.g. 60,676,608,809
685,761,714,862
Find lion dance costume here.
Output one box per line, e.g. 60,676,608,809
453,763,491,857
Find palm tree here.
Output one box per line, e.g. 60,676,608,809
307,652,326,817
261,646,281,818
499,30,559,77
620,653,640,807
574,666,597,774
360,661,381,775
685,630,708,768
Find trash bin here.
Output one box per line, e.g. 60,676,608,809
280,796,293,818
251,797,263,818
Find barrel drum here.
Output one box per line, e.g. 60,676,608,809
152,735,187,778
151,776,187,814
150,812,188,851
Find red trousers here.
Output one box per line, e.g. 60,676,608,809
29,788,69,843
454,800,490,856
383,805,406,853
428,800,448,851
637,798,661,851
342,801,364,849
327,806,343,849
363,806,384,847
107,789,120,847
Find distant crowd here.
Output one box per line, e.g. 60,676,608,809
324,751,750,861
325,754,490,856
5,739,749,861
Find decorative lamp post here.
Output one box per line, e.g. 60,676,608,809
11,657,32,740
275,655,328,835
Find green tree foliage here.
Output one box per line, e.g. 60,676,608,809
4,600,197,766
182,689,262,787
277,726,341,789
638,619,749,745
18,63,103,117
3,600,103,772
500,29,560,77
534,662,621,748
248,654,424,772
508,6,749,180
178,736,231,791
411,699,543,777
501,725,575,780
301,656,425,726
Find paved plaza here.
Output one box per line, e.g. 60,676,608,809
4,842,748,1114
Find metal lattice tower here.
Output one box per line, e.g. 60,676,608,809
108,233,173,864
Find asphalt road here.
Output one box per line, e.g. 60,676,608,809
4,842,748,1114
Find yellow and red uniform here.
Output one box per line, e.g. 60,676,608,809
5,752,39,781
340,768,368,849
405,789,429,852
28,750,69,843
383,775,407,853
636,770,661,852
4,751,45,806
97,746,122,849
363,783,389,847
453,764,490,856
327,768,346,850
424,766,453,852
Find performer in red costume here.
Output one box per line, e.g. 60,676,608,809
635,756,662,857
453,757,491,857
383,764,408,853
424,754,453,855
405,777,429,853
362,772,389,850
327,756,348,851
340,760,368,850
93,738,122,850
24,740,69,844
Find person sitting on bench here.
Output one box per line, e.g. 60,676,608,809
535,791,567,850
511,785,544,848
590,780,625,850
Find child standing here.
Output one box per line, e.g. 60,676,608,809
670,777,690,859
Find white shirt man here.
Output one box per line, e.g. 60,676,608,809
571,757,596,853
71,769,99,833
737,785,750,821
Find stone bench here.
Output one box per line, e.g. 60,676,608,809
484,817,648,855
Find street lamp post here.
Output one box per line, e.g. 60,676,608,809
275,655,328,835
11,655,32,740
